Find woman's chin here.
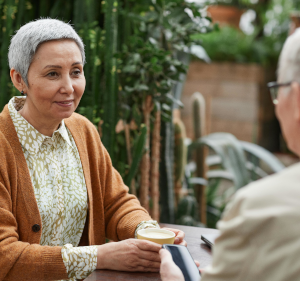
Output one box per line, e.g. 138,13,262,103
54,108,75,120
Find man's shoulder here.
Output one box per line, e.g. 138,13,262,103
239,163,300,200
226,163,300,220
219,163,300,237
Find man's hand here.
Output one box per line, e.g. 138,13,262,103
161,227,187,246
159,249,184,281
97,239,161,272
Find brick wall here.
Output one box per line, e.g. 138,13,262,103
181,61,279,147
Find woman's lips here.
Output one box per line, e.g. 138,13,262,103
55,100,73,107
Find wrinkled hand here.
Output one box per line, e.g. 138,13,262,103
159,249,184,281
161,227,187,246
97,239,161,272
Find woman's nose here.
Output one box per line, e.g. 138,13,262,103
59,75,74,95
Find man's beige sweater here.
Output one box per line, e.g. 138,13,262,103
0,105,151,281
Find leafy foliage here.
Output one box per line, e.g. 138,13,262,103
193,0,297,67
116,38,187,124
193,26,283,66
0,0,212,224
113,0,211,222
196,132,284,228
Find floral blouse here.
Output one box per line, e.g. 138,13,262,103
8,96,159,281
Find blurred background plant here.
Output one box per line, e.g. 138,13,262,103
193,0,294,67
193,26,281,66
0,0,298,229
183,0,298,228
0,0,211,224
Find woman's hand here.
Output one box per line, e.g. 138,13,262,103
161,227,187,246
159,249,184,281
97,239,161,272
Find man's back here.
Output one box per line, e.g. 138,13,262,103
202,162,300,281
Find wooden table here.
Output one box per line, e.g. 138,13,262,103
84,224,219,281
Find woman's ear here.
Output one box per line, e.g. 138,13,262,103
10,68,27,93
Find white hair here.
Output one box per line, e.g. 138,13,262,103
278,28,300,84
8,18,85,86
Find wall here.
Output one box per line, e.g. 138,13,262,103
181,61,279,149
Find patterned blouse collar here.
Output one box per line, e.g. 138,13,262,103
8,96,73,155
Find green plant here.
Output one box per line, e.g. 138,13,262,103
194,0,296,67
174,117,187,205
293,0,300,10
191,92,207,224
115,0,211,222
176,189,203,227
193,26,281,66
0,0,212,225
190,132,285,228
102,0,119,163
124,125,147,189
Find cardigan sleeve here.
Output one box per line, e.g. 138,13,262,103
100,143,153,241
0,174,68,281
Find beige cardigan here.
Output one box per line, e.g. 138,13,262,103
0,105,151,281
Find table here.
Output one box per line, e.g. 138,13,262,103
84,224,219,281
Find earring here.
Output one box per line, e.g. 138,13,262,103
21,90,24,95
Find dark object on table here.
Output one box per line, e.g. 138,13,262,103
201,233,220,248
162,244,201,281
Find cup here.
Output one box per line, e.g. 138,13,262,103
137,228,175,245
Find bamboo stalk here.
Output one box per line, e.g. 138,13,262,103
102,0,119,164
123,119,136,195
150,103,161,221
140,95,153,211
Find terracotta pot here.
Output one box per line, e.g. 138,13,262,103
207,5,244,29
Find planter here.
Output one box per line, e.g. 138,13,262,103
207,5,244,29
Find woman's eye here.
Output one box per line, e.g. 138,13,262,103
72,70,81,76
47,71,58,77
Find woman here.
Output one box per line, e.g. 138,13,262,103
0,19,185,281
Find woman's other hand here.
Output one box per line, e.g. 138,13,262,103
97,239,161,272
159,249,184,281
161,227,187,246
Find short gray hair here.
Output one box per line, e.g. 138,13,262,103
278,28,300,84
8,18,85,85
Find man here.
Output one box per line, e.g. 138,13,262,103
159,29,300,281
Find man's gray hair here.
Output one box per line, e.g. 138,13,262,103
278,28,300,84
8,18,85,85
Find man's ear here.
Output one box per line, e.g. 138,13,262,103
10,68,27,93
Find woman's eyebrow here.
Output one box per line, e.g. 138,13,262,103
72,61,82,66
43,62,82,69
44,65,62,69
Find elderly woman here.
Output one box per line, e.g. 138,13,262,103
0,19,185,281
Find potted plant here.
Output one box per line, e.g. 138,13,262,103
207,0,248,29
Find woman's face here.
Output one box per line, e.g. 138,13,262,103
24,39,85,123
